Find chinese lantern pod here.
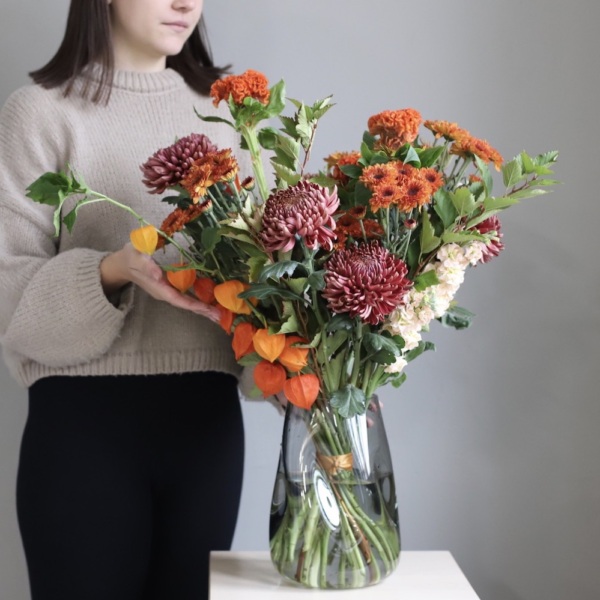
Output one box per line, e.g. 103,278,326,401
283,374,320,410
166,264,196,293
254,361,287,397
193,277,217,304
130,225,158,255
278,336,309,372
232,322,257,360
253,329,286,363
214,280,252,314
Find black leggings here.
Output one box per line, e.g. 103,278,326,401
16,372,244,600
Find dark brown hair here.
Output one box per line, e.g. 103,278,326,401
30,0,227,104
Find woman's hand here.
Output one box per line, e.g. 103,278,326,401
100,243,220,322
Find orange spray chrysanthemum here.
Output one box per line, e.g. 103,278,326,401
450,135,504,170
157,200,212,249
210,69,270,107
180,149,239,203
325,151,361,185
423,120,469,142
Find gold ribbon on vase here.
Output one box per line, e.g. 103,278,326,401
317,452,353,476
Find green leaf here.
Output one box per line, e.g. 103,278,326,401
257,127,279,150
520,151,535,174
439,305,475,330
416,146,444,168
258,260,301,282
237,352,263,367
390,372,408,388
26,172,74,207
307,270,325,291
414,269,440,291
272,162,302,187
420,210,441,255
450,187,476,216
433,189,458,229
400,145,421,166
266,80,286,116
193,109,234,128
507,188,548,201
442,230,486,244
247,256,268,281
279,115,298,138
363,333,400,359
405,340,435,363
201,227,222,253
474,155,494,194
276,310,300,335
326,314,354,332
296,104,313,148
483,196,520,211
287,277,307,295
339,164,363,179
330,385,368,418
502,157,524,187
238,283,304,302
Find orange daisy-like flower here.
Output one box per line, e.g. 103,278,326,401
370,184,402,212
325,151,361,185
180,149,239,202
156,200,213,249
397,177,431,212
392,161,416,179
450,135,504,170
359,163,397,191
423,120,469,142
368,108,422,151
421,168,445,194
335,210,383,247
210,69,270,108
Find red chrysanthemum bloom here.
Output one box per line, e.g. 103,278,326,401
259,181,339,252
323,241,412,325
140,133,217,194
474,216,505,263
368,108,422,151
210,69,270,107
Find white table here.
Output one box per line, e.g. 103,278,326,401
210,551,481,599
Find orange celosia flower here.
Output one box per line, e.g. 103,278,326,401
232,322,257,360
359,163,397,191
368,108,422,151
252,329,286,363
283,373,320,410
130,225,158,255
210,69,270,108
214,280,252,315
157,200,212,248
253,360,287,397
166,264,196,293
217,306,234,334
278,336,309,373
193,277,216,304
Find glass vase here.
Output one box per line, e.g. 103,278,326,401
269,396,400,589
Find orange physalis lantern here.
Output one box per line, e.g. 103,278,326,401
217,306,234,334
278,336,309,373
214,280,252,314
252,329,285,363
283,374,320,410
130,225,158,255
166,264,196,293
253,360,287,397
232,322,257,360
193,277,216,304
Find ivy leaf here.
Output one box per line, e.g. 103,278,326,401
330,385,368,418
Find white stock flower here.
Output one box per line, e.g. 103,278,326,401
384,356,408,374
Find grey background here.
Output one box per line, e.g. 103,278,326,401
1,1,598,599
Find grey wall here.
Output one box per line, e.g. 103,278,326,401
1,1,599,599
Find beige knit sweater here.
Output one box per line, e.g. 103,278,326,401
0,68,250,387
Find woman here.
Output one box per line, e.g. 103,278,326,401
0,1,247,598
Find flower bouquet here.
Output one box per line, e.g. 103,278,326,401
27,69,559,589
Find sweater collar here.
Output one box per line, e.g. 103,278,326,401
83,64,186,94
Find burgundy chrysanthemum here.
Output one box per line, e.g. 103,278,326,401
475,216,504,263
140,133,218,194
323,241,412,325
259,181,339,252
